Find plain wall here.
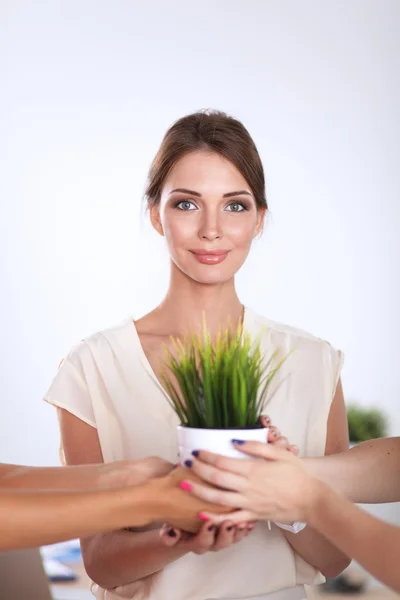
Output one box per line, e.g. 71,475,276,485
1,0,399,465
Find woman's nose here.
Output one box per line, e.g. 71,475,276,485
198,212,222,241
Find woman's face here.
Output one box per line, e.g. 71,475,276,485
151,150,265,285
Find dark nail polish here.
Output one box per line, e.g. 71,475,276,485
184,460,193,468
232,439,245,445
192,450,200,457
168,528,177,537
227,525,233,531
208,524,215,532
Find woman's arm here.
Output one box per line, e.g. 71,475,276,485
0,458,171,491
182,443,400,592
60,409,243,590
276,379,351,577
0,480,158,551
59,408,189,589
305,437,400,503
308,482,400,592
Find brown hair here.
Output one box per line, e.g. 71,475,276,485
145,110,267,210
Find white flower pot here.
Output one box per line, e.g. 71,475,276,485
177,425,268,465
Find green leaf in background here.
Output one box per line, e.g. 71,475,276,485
347,404,388,443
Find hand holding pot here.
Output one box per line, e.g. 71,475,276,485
179,442,315,525
159,518,253,553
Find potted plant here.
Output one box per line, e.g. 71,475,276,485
161,321,287,465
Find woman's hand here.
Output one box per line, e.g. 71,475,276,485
99,457,175,489
159,519,253,554
179,442,322,525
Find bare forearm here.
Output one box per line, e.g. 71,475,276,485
82,529,188,589
305,438,400,503
308,483,400,592
0,485,154,551
283,525,350,578
0,463,106,491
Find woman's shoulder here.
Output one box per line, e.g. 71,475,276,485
247,307,337,352
65,318,136,365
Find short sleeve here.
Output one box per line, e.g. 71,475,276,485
326,343,344,398
43,343,97,428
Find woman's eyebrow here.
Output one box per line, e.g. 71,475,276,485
169,188,201,197
223,190,252,198
169,188,252,198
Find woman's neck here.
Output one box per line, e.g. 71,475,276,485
153,265,244,338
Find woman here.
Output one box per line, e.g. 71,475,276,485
44,110,350,600
182,437,400,592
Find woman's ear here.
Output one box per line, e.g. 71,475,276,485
254,207,267,238
150,205,164,236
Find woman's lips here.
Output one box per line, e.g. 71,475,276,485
190,250,230,265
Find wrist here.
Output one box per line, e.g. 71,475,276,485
116,480,163,529
304,478,331,525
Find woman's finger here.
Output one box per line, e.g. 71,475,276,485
231,441,291,461
267,426,281,443
273,436,290,449
259,415,272,428
212,521,236,551
198,509,256,525
191,450,253,476
233,521,250,544
189,458,248,492
180,478,244,507
159,524,182,546
188,520,217,554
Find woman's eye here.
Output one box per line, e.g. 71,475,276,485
225,202,246,212
175,200,197,211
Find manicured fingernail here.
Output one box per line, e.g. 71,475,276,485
192,450,200,457
198,512,209,521
232,439,245,445
184,460,193,468
167,528,177,537
179,481,192,492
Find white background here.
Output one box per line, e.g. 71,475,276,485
1,0,399,466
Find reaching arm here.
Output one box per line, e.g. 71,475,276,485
305,437,400,503
278,379,351,577
0,460,162,491
59,409,192,589
0,481,158,551
308,479,400,591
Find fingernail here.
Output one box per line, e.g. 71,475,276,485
167,528,177,537
198,512,210,521
232,439,245,445
184,460,193,468
265,416,271,424
179,481,192,492
192,450,200,457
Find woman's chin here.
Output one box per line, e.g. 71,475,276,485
185,267,236,286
